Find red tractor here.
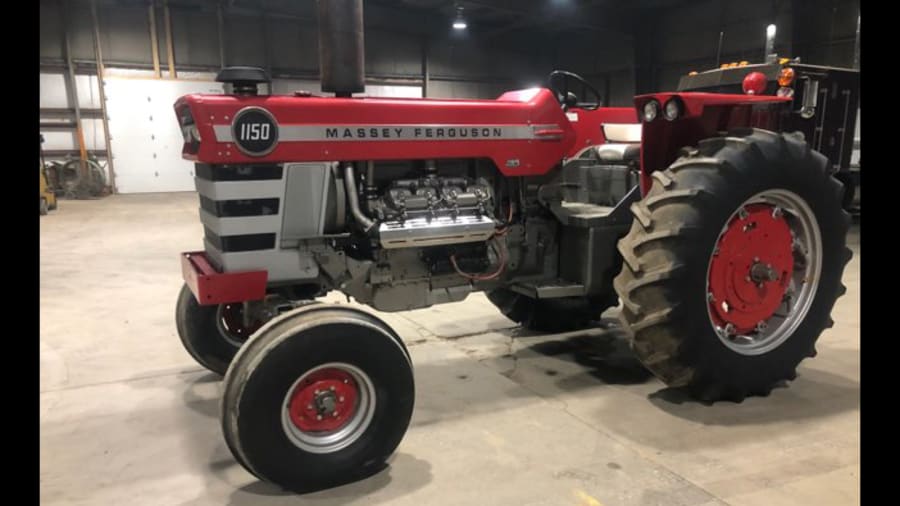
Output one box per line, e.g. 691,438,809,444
173,0,851,493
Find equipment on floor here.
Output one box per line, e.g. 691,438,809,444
39,163,57,216
172,0,852,492
40,134,57,215
43,154,108,200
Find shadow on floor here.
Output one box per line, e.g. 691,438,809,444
516,319,654,386
645,365,859,426
223,453,432,505
180,371,223,419
495,317,857,415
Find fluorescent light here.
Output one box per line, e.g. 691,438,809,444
453,5,467,30
766,24,776,37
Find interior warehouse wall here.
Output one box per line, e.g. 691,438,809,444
646,0,859,92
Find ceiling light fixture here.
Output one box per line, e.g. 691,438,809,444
453,6,467,30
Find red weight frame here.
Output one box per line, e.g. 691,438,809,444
181,251,267,305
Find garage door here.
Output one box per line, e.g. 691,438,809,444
105,77,223,193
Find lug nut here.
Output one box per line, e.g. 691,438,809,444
316,415,322,421
339,396,345,402
333,412,339,417
717,323,736,338
330,386,335,392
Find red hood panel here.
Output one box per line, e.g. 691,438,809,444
175,88,575,176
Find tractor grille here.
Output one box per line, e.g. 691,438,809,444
195,163,283,181
193,162,331,282
199,195,280,217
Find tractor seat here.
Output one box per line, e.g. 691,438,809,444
595,143,640,163
595,122,642,163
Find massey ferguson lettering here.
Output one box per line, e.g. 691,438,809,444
212,123,548,143
325,127,504,139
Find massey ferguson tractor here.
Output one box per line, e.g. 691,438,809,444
173,0,854,493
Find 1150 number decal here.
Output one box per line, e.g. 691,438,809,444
239,123,271,141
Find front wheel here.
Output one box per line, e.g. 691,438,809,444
175,284,264,375
221,305,414,492
614,129,852,402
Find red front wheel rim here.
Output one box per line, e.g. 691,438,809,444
281,362,376,454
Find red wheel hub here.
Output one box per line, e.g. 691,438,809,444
287,368,360,432
708,204,794,334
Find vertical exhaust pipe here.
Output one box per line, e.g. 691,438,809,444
317,0,365,97
765,24,777,63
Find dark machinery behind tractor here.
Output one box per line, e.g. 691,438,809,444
678,60,860,210
171,0,853,493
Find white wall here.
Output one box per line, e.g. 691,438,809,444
104,77,223,193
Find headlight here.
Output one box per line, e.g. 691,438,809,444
642,100,660,122
663,97,683,121
776,86,794,98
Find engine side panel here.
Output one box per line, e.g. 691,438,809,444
175,88,575,177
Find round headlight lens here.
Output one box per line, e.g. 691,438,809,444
776,86,794,98
642,100,659,122
663,98,682,120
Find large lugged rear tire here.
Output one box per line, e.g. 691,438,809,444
221,305,414,492
614,129,852,402
487,288,618,332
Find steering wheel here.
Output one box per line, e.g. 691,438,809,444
546,70,603,110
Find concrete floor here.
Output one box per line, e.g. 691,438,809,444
40,193,860,506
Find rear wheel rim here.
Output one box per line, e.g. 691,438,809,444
706,189,822,355
281,362,376,454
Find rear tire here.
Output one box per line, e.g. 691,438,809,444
221,305,414,492
487,288,617,332
614,129,851,402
